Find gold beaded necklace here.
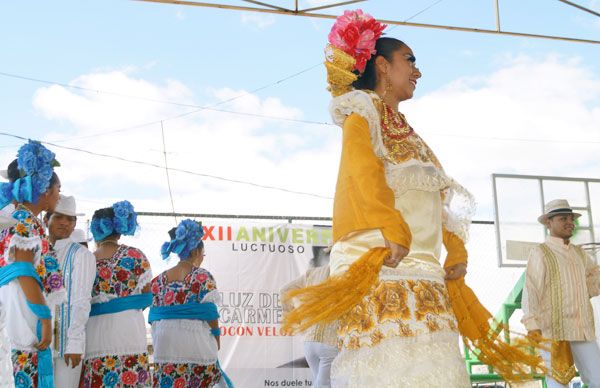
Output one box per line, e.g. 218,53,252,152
380,102,413,140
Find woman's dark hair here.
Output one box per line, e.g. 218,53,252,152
93,207,114,220
6,159,19,182
7,158,59,190
352,37,406,91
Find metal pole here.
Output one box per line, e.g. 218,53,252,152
135,0,600,45
494,0,501,32
492,174,504,267
584,181,598,263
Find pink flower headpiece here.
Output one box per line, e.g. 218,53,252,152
328,9,387,73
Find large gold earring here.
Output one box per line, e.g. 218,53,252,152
382,75,392,99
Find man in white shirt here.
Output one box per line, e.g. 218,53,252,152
281,246,338,388
45,195,96,387
522,199,600,388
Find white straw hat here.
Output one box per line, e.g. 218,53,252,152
537,199,581,224
54,195,77,217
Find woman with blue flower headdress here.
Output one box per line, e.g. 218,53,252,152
81,201,153,387
0,140,64,387
149,219,232,388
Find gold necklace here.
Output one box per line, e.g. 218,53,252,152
380,102,412,140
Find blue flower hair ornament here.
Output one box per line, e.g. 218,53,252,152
90,200,138,241
0,140,59,208
161,219,204,260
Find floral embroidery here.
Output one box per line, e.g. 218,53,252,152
398,321,414,337
12,350,37,388
408,280,446,321
338,279,458,350
346,336,360,350
40,250,64,293
151,267,217,307
82,353,150,387
153,362,222,388
425,315,442,332
370,330,385,345
0,206,64,295
92,245,151,299
433,282,453,312
338,300,374,335
372,280,410,323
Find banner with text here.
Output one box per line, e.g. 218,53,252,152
201,222,332,388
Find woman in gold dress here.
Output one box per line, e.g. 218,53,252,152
284,9,545,387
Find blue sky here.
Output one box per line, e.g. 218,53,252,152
0,0,599,221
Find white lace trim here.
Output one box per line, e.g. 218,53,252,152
45,289,66,309
85,346,148,360
153,356,217,365
152,319,209,332
134,270,153,294
91,292,116,304
329,90,387,158
384,162,451,196
331,331,470,388
7,234,41,251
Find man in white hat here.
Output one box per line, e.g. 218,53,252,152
522,199,600,388
70,228,90,248
44,195,96,387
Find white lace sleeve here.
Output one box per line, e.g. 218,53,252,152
442,179,476,243
200,290,221,304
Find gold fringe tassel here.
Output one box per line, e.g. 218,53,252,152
447,279,547,381
281,247,387,333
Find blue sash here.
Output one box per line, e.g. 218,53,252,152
148,302,233,387
148,302,219,323
0,262,54,388
0,262,42,288
89,293,152,317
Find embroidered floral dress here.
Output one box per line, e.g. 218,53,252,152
327,91,473,387
0,205,65,387
82,245,153,387
150,267,222,388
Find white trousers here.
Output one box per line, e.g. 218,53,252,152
304,342,338,388
53,357,82,388
541,341,600,388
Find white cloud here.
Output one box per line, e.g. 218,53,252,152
402,54,600,220
240,13,275,29
30,69,338,222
